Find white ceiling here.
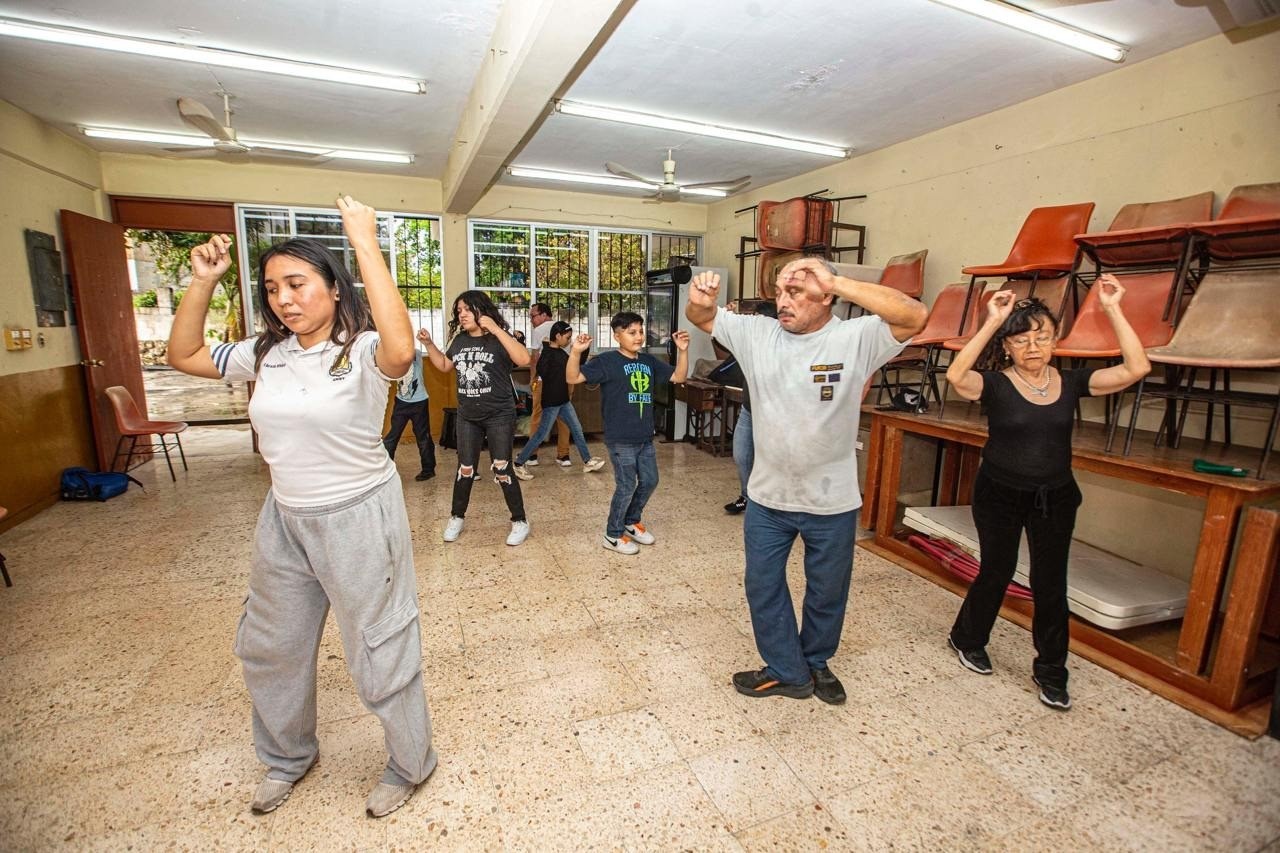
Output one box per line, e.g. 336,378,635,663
0,0,1232,203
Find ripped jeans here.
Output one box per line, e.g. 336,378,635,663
451,413,526,522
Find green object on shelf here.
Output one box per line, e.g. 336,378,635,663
1193,458,1249,477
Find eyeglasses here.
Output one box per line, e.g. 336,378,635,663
1007,334,1055,349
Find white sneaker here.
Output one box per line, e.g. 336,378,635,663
583,457,606,473
556,456,572,467
602,534,640,555
513,464,534,481
443,516,464,542
507,520,530,546
526,457,539,467
625,523,655,545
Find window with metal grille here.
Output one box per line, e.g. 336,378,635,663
468,219,699,348
237,205,444,339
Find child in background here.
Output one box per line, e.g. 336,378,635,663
567,312,689,555
513,321,606,480
382,328,437,481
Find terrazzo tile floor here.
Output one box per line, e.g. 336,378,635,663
1,425,1277,851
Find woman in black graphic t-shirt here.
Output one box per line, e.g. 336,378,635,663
942,273,1149,711
420,290,530,547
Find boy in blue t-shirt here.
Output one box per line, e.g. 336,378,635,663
567,311,689,555
382,328,437,481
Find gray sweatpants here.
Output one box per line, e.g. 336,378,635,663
235,475,436,786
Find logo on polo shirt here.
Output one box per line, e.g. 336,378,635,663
329,354,352,377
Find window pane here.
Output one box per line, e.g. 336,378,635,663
597,231,647,291
473,224,530,290
534,227,589,292
393,216,445,341
651,233,701,270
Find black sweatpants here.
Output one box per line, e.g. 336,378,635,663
950,468,1082,690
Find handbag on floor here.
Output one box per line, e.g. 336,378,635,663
59,467,143,501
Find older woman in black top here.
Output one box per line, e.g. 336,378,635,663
943,273,1150,710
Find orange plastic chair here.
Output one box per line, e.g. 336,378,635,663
0,506,10,587
1074,192,1214,268
879,249,927,299
105,386,189,481
1055,272,1176,359
1190,182,1280,263
876,283,983,412
1108,269,1280,478
960,202,1096,333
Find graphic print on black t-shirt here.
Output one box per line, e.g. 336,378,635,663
454,347,495,398
624,360,654,416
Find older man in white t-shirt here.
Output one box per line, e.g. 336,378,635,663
687,259,926,704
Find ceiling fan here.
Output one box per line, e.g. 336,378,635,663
605,150,750,202
168,91,325,162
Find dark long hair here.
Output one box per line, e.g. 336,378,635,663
977,297,1058,370
252,238,372,372
447,290,509,341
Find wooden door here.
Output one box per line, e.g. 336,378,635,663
61,210,147,471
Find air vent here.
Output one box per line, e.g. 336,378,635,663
1222,0,1280,26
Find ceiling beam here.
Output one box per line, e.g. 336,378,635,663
442,0,635,214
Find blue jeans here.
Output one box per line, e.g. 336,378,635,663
604,440,659,538
743,500,859,685
733,406,753,498
516,402,591,465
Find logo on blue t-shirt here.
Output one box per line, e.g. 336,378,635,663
624,361,653,414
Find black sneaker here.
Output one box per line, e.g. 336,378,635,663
1034,677,1071,711
732,668,813,699
810,667,846,705
948,636,993,675
415,470,436,481
724,496,747,515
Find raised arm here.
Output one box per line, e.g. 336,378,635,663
566,333,591,385
946,289,1015,401
671,330,690,384
168,234,232,379
685,271,720,334
786,258,926,342
478,315,531,368
337,196,414,378
1088,274,1152,396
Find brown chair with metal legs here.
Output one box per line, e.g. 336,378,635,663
876,283,983,413
1054,272,1178,426
1107,269,1280,478
879,249,928,300
104,385,189,482
1191,182,1280,265
959,202,1096,332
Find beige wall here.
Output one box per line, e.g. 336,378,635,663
700,29,1280,580
0,99,105,378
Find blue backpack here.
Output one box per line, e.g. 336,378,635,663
60,467,143,501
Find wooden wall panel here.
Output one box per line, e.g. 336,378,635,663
0,365,96,529
109,196,236,233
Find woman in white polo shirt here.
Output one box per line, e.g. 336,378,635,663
168,197,436,820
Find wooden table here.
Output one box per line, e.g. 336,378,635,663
862,405,1280,733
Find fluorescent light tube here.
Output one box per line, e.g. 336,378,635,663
0,17,427,93
80,126,414,164
554,101,849,158
508,166,728,197
929,0,1128,62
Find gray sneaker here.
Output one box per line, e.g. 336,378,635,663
366,781,417,818
250,778,296,814
583,457,606,473
513,464,534,481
